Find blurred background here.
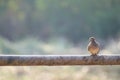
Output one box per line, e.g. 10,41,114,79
0,0,120,80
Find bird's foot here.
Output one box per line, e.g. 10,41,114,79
90,54,97,56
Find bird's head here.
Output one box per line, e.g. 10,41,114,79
89,37,95,42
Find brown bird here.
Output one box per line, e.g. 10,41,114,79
87,37,100,56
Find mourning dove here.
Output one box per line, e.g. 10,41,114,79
87,37,100,56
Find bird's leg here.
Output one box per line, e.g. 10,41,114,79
90,54,97,56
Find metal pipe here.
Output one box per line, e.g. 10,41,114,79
0,55,120,66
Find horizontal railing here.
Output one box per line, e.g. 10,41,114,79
0,55,119,66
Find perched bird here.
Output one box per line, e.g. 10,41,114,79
87,37,100,56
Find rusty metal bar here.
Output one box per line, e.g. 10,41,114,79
0,55,120,66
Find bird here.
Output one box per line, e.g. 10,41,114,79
87,37,100,56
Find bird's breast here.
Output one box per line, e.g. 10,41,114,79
88,43,100,54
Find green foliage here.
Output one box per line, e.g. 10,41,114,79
0,0,120,43
0,37,18,54
0,37,73,55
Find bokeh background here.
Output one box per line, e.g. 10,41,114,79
0,0,120,80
